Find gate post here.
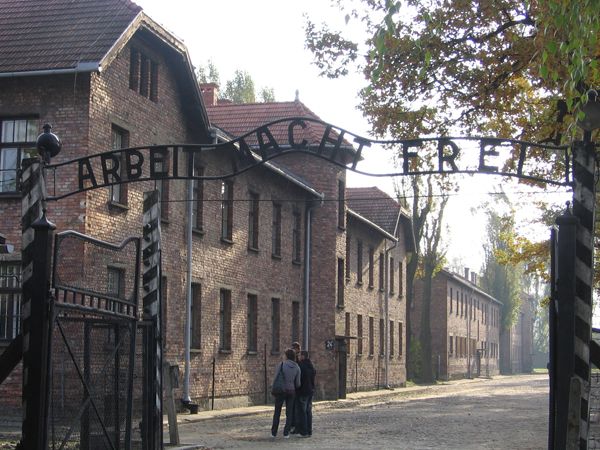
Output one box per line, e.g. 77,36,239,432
571,139,597,449
552,210,578,449
19,158,55,450
142,190,163,450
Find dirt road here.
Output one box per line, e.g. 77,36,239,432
177,374,548,449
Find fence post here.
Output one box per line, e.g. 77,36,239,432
571,138,597,448
19,158,55,450
142,190,163,450
553,209,578,449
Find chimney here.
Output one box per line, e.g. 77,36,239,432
199,82,219,107
471,272,477,285
464,267,469,280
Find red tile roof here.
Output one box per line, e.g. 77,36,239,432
206,100,353,148
347,186,401,236
0,0,141,74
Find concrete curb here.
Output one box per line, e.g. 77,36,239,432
169,375,490,426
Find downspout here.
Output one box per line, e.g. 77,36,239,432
303,198,321,350
182,165,193,404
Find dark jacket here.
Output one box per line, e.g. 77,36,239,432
298,358,316,396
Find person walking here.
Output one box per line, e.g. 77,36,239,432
271,349,301,438
296,350,316,437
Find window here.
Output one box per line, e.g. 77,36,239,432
291,301,300,344
356,240,363,284
337,258,345,307
272,203,282,257
449,335,453,355
191,283,202,349
379,318,385,356
456,291,459,316
378,252,384,291
389,256,395,294
292,210,302,263
345,235,351,279
460,292,464,317
247,294,257,352
0,262,21,340
345,312,351,337
154,150,169,221
369,317,374,356
0,118,37,193
248,191,259,250
390,321,394,357
107,266,125,313
107,267,125,298
449,287,453,314
368,247,374,288
338,179,345,228
399,322,403,357
221,181,233,241
109,125,129,205
192,160,204,231
219,289,232,351
271,298,280,352
357,314,363,355
398,261,403,297
129,48,158,102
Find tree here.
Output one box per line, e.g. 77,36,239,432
196,60,220,85
398,172,453,380
305,1,600,141
223,70,256,103
195,64,276,104
480,202,522,347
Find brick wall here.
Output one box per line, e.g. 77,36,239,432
413,271,500,379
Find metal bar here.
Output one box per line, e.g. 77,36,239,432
141,190,162,450
55,319,116,450
571,139,597,449
0,333,22,384
20,157,55,450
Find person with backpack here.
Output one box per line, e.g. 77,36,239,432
270,348,301,438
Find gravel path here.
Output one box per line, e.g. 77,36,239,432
177,374,548,449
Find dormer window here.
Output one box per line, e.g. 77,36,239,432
129,48,158,102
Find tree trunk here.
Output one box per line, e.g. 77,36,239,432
405,253,418,379
419,259,435,383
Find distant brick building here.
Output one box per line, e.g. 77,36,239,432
413,268,502,379
500,294,535,374
0,0,413,412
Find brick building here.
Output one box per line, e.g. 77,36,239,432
0,0,412,412
499,294,535,374
413,268,502,379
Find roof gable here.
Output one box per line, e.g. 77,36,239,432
0,0,141,74
347,187,400,235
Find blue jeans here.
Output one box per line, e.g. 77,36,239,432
271,393,295,436
296,394,313,436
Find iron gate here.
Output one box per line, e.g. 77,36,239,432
48,230,141,449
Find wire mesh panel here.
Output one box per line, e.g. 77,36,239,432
49,231,140,450
589,370,600,449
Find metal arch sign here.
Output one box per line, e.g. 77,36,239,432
42,117,572,200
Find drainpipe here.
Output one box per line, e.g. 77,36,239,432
303,198,322,350
182,165,194,405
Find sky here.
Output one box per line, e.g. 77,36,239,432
135,0,572,275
